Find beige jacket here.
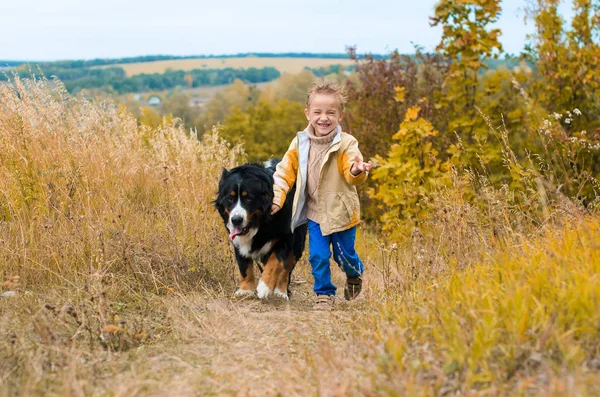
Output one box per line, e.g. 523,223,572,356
273,125,368,236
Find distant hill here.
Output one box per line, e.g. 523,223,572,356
0,54,362,95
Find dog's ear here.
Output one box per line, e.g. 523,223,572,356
217,168,229,191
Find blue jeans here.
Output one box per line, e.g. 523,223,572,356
307,220,364,296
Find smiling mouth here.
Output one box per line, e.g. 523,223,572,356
317,122,331,128
229,225,250,240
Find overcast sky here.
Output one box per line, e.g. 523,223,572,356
0,0,573,61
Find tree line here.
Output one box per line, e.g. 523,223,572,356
0,65,281,94
0,52,370,69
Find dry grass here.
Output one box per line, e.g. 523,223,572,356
0,75,241,292
1,76,598,396
102,57,354,77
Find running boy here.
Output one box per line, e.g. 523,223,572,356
270,80,372,310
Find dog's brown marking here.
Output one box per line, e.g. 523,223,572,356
248,209,263,221
276,252,297,294
241,191,248,197
261,252,283,292
239,264,257,291
230,190,236,197
276,268,290,295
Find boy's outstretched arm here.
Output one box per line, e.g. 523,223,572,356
350,155,373,176
271,139,299,215
339,138,371,185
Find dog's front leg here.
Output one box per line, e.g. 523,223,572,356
257,252,285,300
275,252,297,298
234,252,256,297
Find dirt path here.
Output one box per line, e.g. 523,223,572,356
106,276,374,397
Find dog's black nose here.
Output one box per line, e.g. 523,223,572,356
231,215,244,226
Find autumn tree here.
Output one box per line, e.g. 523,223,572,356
344,47,448,159
522,0,600,203
477,65,535,159
430,0,504,169
138,107,166,128
219,99,307,162
525,0,600,132
194,79,261,136
370,105,450,238
159,90,196,130
267,69,317,103
342,47,448,220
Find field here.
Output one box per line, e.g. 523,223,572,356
1,76,599,396
184,80,272,98
102,57,355,76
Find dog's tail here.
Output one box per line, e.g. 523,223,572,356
263,158,282,172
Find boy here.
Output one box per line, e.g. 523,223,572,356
271,81,372,310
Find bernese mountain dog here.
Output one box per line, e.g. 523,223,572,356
214,159,307,299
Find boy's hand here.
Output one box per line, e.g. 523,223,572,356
350,155,373,176
270,204,281,215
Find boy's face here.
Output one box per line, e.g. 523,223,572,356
304,94,344,137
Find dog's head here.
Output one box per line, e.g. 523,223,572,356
214,164,274,241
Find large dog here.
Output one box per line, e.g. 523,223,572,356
214,159,307,299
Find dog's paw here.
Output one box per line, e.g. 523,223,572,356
273,288,289,300
234,289,256,298
256,280,271,299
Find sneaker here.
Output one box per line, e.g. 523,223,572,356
344,276,363,301
313,294,335,311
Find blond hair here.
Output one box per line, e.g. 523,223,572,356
306,80,347,112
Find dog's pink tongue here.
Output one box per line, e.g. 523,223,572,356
229,226,242,241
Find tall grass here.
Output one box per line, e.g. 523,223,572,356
355,218,600,395
0,75,241,293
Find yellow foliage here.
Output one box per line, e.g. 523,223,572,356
394,86,406,103
370,106,450,238
403,105,419,122
374,217,600,390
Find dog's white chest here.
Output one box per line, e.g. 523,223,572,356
233,230,273,261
